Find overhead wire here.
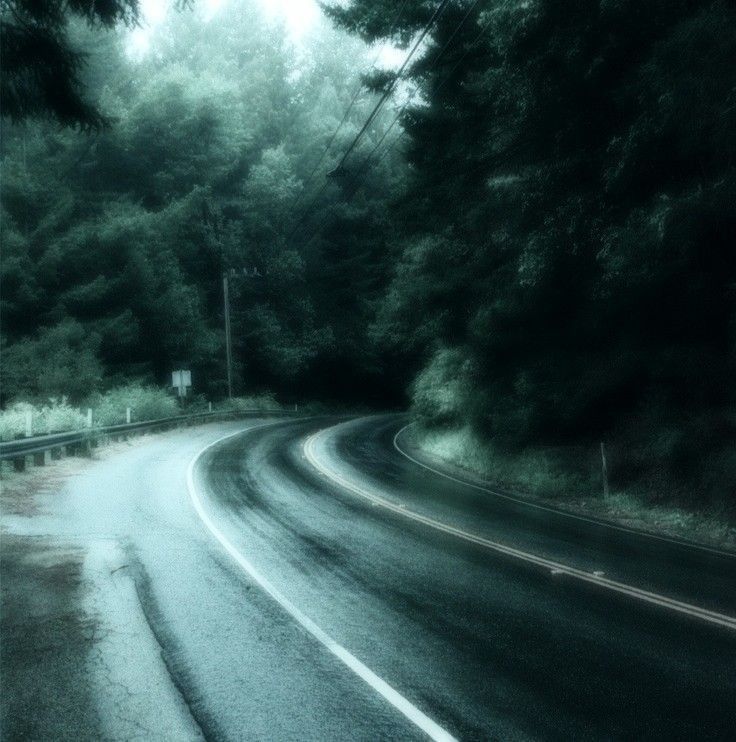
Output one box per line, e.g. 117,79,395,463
292,0,490,248
287,0,454,242
289,0,411,212
345,0,484,197
332,0,453,173
285,2,415,241
343,1,494,202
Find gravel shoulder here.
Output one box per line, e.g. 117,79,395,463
0,433,203,741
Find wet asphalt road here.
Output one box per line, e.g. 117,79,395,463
200,415,736,740
329,415,736,616
5,415,735,740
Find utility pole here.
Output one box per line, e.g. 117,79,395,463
205,198,236,401
600,441,610,498
222,266,262,401
223,272,233,400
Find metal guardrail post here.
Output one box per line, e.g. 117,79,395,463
0,407,299,465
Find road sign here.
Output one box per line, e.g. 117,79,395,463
172,370,192,397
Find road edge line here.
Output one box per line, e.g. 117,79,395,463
187,424,458,742
305,428,736,633
393,423,736,560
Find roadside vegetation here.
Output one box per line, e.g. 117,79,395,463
408,423,736,550
0,386,283,441
2,0,734,526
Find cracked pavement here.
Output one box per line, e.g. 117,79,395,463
1,423,252,741
3,416,735,740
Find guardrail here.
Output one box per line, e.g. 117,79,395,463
0,408,297,471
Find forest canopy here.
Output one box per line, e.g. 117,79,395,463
1,0,735,507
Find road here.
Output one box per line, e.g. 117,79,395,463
2,415,735,740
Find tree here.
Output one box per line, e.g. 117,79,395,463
1,0,408,404
330,0,736,500
1,320,103,400
1,0,143,128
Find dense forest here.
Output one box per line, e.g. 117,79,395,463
2,0,735,509
2,2,407,406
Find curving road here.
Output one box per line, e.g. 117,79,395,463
4,415,736,741
198,414,736,740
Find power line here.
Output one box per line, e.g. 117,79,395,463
351,0,484,180
292,0,488,247
344,1,493,201
332,0,453,174
290,0,411,211
287,0,454,242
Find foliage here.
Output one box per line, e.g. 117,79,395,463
2,0,735,509
411,347,474,427
413,423,597,500
329,0,736,506
0,383,178,438
91,384,179,426
1,0,140,128
226,394,282,412
1,1,406,406
1,320,103,402
0,398,88,441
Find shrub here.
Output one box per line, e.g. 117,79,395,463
227,393,281,412
0,399,88,440
1,321,102,402
411,347,474,426
92,384,178,426
413,424,596,499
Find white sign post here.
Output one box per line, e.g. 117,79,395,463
172,370,192,398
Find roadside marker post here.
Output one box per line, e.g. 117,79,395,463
600,441,610,498
126,407,132,424
25,410,33,438
83,408,94,455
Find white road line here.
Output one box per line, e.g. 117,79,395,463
393,422,736,560
187,424,458,742
304,429,736,633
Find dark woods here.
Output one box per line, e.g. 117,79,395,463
2,0,735,506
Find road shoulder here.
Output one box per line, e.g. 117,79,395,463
398,423,736,554
1,435,204,741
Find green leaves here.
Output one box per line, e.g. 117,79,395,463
1,0,140,128
2,320,103,401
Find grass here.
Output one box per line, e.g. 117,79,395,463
409,423,736,551
224,393,283,412
0,387,298,442
0,400,88,441
0,387,179,440
415,424,598,499
91,384,179,426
